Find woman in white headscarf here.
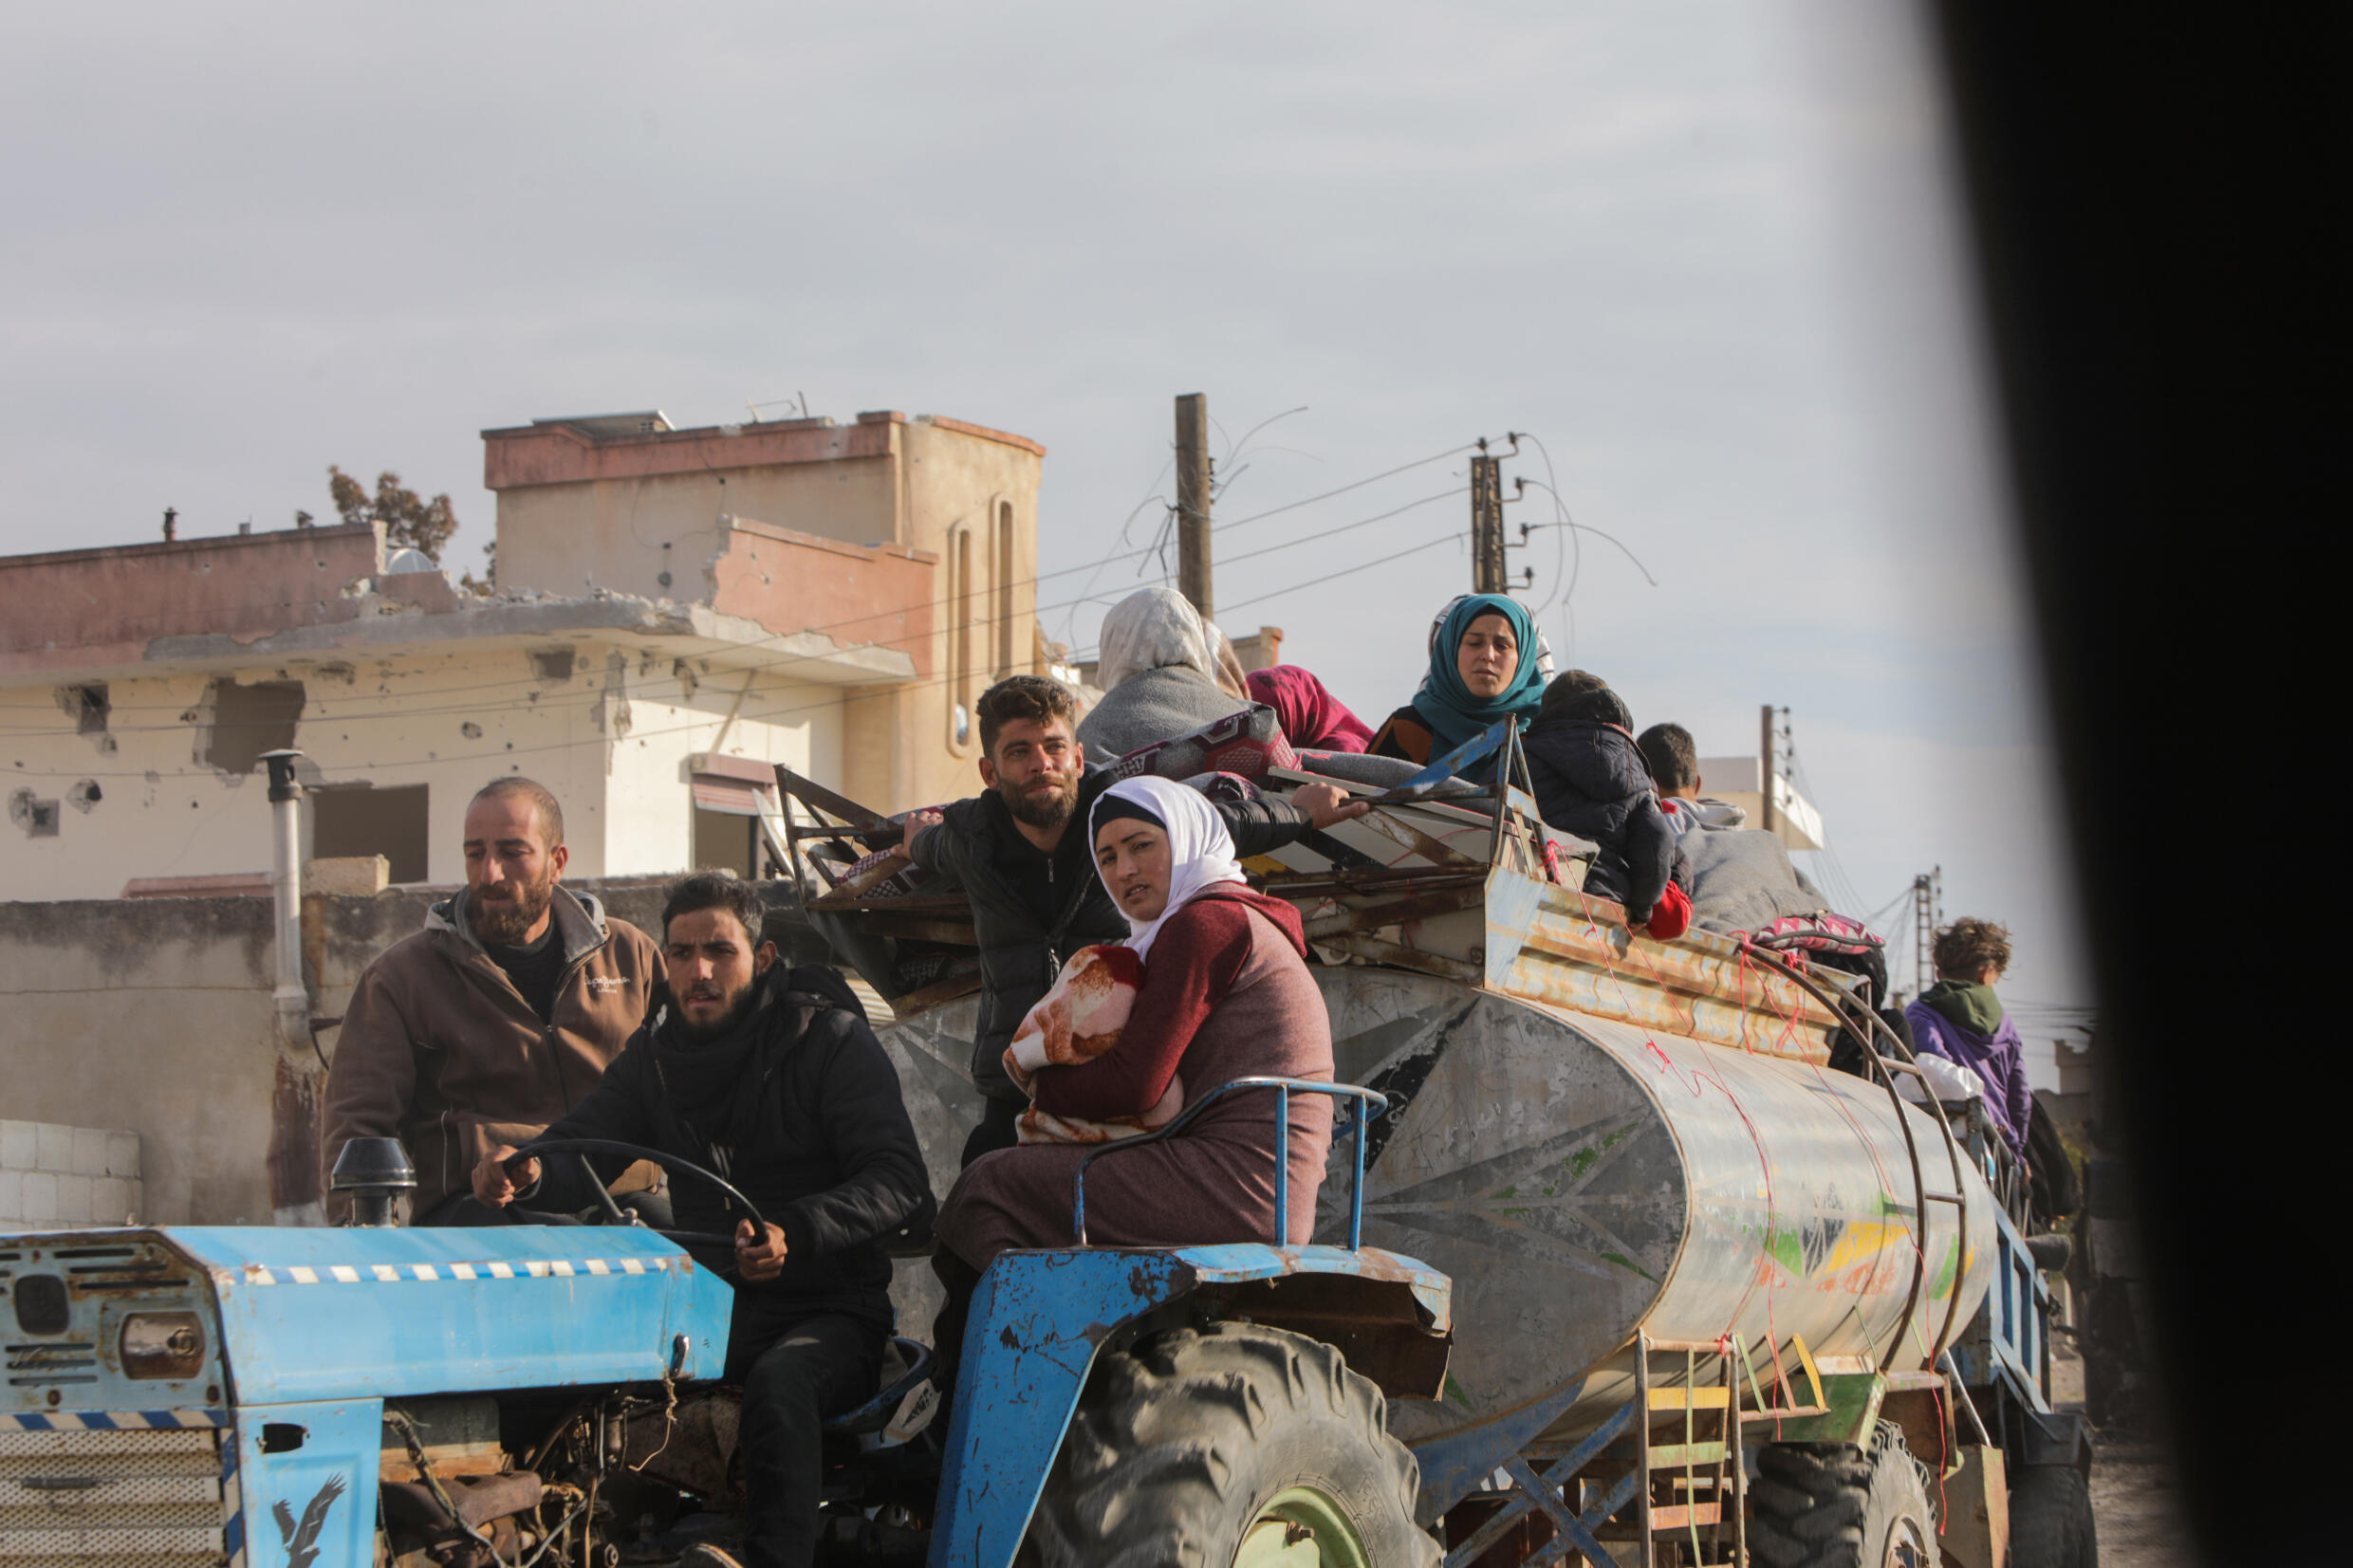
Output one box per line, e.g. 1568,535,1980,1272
933,775,1336,1267
1076,587,1252,762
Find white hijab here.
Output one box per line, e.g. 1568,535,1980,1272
1096,587,1224,694
1089,775,1247,962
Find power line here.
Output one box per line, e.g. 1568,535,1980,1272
1219,530,1462,616
1212,443,1479,531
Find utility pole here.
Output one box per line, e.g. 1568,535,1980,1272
1907,866,1944,1001
1470,440,1507,593
1759,704,1779,839
1175,393,1214,619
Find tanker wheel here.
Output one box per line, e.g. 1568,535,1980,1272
1750,1419,1936,1568
1020,1320,1438,1568
2009,1464,2099,1568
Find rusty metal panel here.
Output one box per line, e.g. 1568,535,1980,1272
1483,865,1842,1063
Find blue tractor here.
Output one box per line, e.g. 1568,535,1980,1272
0,1077,1450,1567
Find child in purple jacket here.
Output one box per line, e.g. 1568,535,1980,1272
1904,917,2034,1168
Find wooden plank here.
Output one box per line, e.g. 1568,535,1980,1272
889,967,985,1016
851,915,979,946
1647,1386,1731,1411
1647,1441,1728,1469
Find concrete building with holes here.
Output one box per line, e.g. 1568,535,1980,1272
0,408,1046,901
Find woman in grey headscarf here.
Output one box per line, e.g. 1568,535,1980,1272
1076,587,1251,762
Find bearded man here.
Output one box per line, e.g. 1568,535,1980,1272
893,674,1371,1166
473,872,931,1568
320,776,662,1225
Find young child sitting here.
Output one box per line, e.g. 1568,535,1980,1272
1522,672,1691,938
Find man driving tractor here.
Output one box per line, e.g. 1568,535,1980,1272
473,871,933,1568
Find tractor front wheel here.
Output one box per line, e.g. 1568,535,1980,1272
1021,1320,1437,1568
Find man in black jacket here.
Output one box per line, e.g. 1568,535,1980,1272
890,675,1369,1166
473,873,931,1568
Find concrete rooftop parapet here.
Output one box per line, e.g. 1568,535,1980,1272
0,522,395,678
0,572,917,688
482,415,898,490
482,408,1046,490
915,413,1047,457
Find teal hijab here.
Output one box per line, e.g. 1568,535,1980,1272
1410,594,1546,755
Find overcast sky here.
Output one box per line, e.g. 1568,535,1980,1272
0,2,2092,1065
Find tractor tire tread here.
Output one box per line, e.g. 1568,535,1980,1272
1021,1320,1436,1568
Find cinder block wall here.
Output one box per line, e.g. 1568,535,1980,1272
0,876,673,1227
0,1120,141,1228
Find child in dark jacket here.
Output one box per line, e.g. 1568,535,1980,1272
1523,673,1691,937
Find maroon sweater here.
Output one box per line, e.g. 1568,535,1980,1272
1032,887,1308,1121
937,885,1334,1264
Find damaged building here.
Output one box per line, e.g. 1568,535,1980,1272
0,407,1046,900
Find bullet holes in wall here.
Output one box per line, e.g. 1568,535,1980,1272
9,788,60,839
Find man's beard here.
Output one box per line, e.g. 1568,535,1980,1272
472,871,557,946
1002,773,1078,830
674,980,761,1044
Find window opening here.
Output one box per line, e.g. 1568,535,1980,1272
995,501,1016,677
200,678,306,775
310,784,430,882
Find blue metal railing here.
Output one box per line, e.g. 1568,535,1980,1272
1069,1077,1391,1250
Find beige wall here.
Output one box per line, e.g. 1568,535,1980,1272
493,458,905,605
601,673,842,876
889,419,1045,811
0,642,850,899
1,646,614,898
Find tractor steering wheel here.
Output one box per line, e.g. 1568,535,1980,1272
509,1136,764,1253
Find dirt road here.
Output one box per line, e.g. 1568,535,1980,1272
2050,1337,2196,1565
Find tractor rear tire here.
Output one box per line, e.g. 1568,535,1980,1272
1021,1320,1438,1568
2009,1464,2099,1568
1750,1420,1936,1568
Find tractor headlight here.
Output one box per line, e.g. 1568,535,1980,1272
119,1313,206,1379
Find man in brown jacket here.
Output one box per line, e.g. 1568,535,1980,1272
320,777,662,1223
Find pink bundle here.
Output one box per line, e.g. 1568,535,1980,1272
1003,944,1178,1145
1744,912,1884,955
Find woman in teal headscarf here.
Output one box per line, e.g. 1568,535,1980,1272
1367,593,1547,775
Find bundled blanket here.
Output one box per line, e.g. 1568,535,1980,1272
1002,944,1177,1145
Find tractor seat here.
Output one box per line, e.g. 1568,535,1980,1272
821,1337,937,1437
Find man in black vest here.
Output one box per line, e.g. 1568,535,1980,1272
473,872,931,1568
